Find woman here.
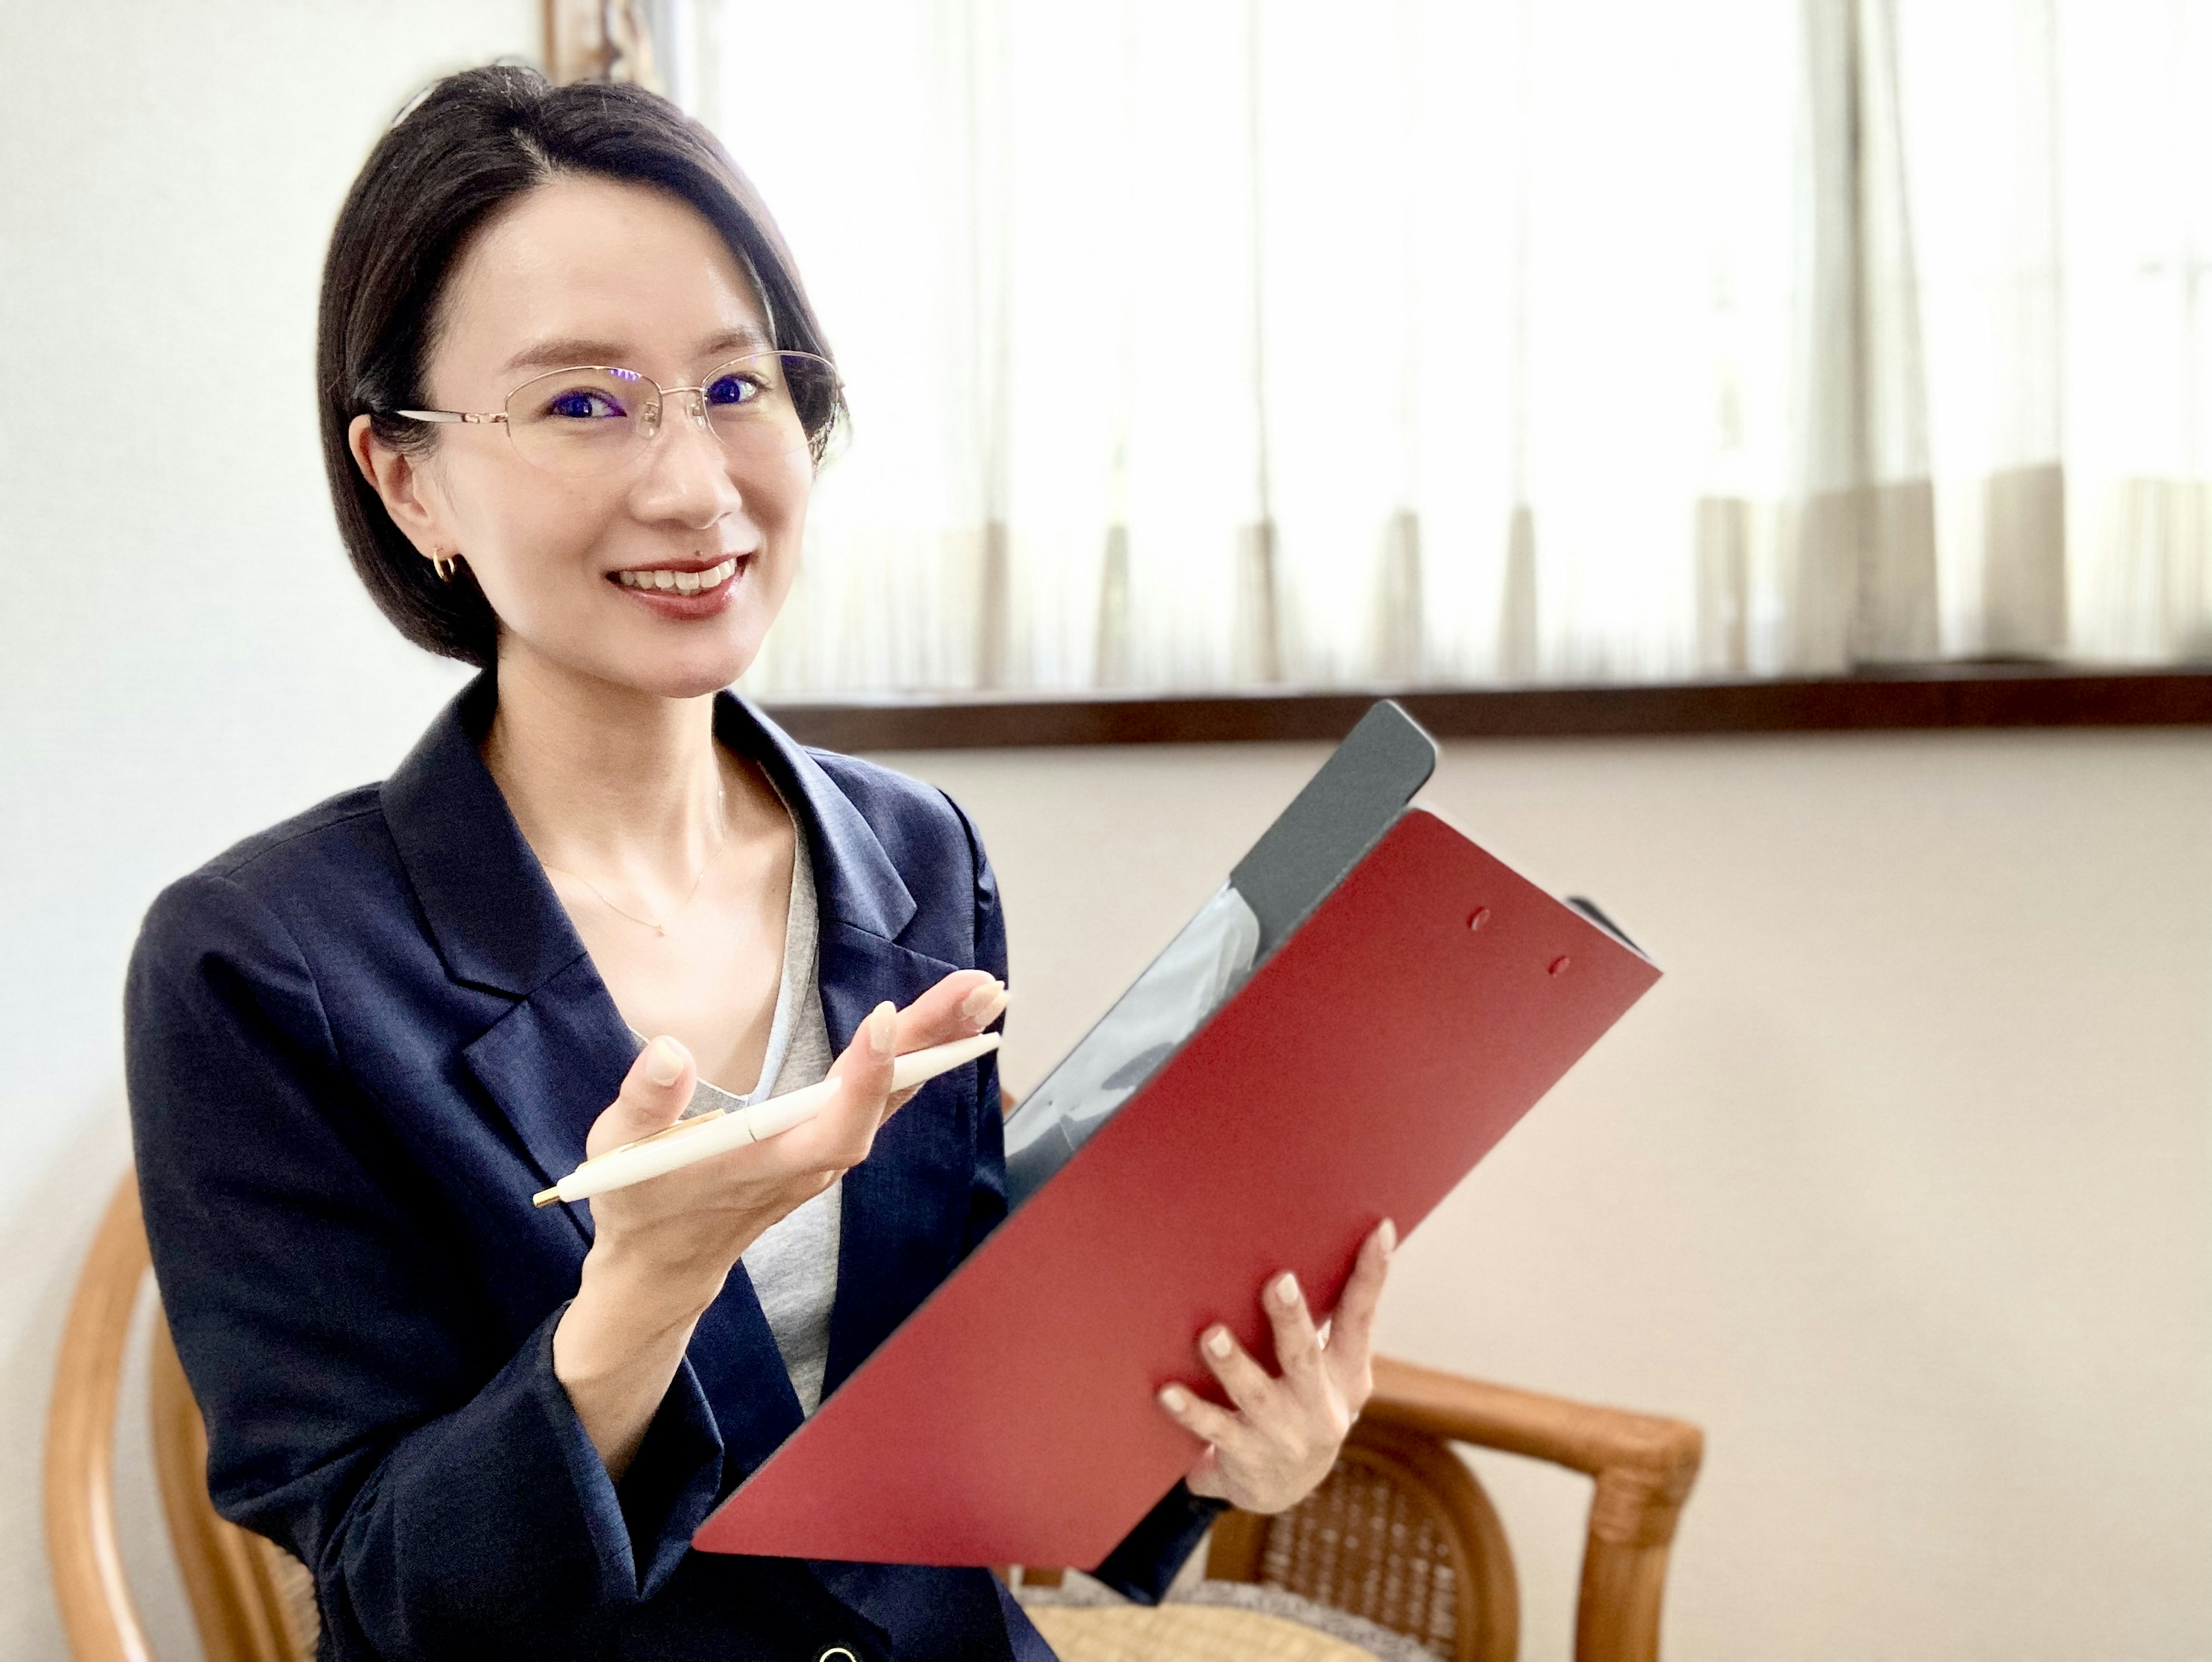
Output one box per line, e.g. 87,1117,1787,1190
126,65,1392,1662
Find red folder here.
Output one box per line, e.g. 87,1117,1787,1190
694,806,1660,1567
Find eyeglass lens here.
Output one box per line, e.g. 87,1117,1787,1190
502,353,838,476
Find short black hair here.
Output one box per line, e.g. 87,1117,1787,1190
316,63,841,666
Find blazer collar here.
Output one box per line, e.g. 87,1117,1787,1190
381,672,576,997
713,691,916,946
381,671,917,999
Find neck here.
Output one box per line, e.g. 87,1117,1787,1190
483,649,732,880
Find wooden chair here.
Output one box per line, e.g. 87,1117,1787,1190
46,1171,318,1662
51,1172,1702,1662
1015,1358,1700,1662
1206,1357,1701,1662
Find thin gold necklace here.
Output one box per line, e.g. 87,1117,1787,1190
545,788,729,939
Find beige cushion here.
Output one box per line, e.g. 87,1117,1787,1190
1027,1602,1384,1662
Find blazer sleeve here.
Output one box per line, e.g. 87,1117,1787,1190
126,871,723,1662
946,790,1011,1260
940,794,1228,1604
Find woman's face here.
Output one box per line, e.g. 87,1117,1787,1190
353,175,811,699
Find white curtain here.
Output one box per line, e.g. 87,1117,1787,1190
658,0,2212,695
1895,1,2212,663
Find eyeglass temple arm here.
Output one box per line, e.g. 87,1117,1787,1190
392,410,507,425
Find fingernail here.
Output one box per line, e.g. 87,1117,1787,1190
1378,1218,1397,1258
1158,1384,1190,1412
960,979,1006,1021
1205,1327,1234,1359
972,988,1009,1027
645,1036,686,1087
868,1001,896,1058
1273,1272,1301,1308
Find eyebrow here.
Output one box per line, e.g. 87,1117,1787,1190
497,325,774,379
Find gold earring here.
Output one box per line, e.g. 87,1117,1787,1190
429,550,457,583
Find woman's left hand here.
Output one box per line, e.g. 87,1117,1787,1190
1156,1218,1396,1515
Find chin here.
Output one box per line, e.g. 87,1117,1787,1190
615,646,759,701
507,578,788,703
615,618,772,702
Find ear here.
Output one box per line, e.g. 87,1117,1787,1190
347,413,454,564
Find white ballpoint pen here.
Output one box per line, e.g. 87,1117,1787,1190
531,1032,1002,1209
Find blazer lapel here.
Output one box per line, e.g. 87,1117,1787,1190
815,925,977,1395
382,675,618,1251
381,672,589,999
714,697,989,1400
384,678,802,1434
458,957,630,1247
714,692,915,944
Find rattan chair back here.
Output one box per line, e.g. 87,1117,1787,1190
1205,1416,1516,1662
47,1172,317,1662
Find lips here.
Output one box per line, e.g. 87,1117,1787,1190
607,553,752,620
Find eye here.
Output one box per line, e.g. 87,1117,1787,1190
704,368,767,408
543,385,630,421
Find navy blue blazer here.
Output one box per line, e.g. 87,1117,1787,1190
125,675,1217,1662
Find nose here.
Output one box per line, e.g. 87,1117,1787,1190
630,396,742,529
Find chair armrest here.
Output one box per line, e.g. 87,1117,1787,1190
1366,1357,1703,1662
1367,1356,1702,1507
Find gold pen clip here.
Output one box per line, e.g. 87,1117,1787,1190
612,1106,729,1154
530,1108,731,1209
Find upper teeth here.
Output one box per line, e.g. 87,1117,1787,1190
618,558,739,595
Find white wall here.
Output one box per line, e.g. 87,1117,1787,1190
4,5,2209,1661
882,733,2212,1661
0,5,529,1656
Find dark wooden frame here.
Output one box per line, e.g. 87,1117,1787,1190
762,664,2212,751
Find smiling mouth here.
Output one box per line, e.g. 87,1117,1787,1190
613,557,741,596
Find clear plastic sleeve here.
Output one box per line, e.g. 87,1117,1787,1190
1003,883,1261,1209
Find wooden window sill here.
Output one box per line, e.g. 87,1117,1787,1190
760,665,2212,751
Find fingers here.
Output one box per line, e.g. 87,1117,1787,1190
882,976,1005,1125
838,975,1008,1133
1323,1220,1395,1382
586,1035,698,1157
812,1001,897,1152
1156,1380,1247,1452
828,1000,897,1084
739,975,1010,1175
1262,1271,1324,1387
961,976,1010,1030
1158,1242,1392,1515
894,970,1009,1054
1196,1322,1278,1418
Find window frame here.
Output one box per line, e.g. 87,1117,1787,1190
760,666,2212,750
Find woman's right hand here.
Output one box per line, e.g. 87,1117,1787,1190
552,968,1007,1475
